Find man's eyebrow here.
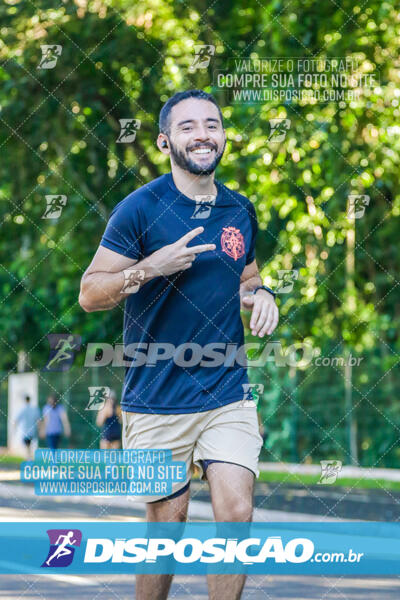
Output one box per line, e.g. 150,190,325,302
176,118,220,127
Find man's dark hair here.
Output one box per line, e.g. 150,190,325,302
159,89,223,136
25,395,31,403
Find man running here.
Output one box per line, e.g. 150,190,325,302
79,89,279,600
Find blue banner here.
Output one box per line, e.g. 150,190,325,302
0,522,399,575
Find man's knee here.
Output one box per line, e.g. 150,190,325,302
218,499,253,522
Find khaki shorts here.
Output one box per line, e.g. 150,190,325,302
122,400,263,503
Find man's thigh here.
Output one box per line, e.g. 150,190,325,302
146,483,191,522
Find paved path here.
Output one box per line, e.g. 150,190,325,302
1,573,400,599
0,481,355,521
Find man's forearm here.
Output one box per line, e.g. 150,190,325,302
79,256,160,312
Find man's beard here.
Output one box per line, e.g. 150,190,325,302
169,139,226,175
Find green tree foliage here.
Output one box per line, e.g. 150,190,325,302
0,0,399,464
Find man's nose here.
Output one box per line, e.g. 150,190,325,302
193,125,210,140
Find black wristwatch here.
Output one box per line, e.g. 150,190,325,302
253,285,276,299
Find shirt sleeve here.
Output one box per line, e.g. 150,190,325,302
100,196,144,260
246,201,258,265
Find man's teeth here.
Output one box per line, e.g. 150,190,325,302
192,148,213,154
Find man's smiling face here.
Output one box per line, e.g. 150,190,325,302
167,98,226,175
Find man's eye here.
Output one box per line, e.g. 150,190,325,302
208,125,217,129
182,127,192,132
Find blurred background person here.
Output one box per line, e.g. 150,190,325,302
15,395,41,459
42,394,71,451
96,390,122,449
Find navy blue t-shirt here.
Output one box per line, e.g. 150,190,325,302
100,172,258,414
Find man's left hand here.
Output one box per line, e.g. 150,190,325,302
241,290,279,337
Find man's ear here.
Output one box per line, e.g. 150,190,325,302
157,134,170,154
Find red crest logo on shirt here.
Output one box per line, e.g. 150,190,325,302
220,226,245,261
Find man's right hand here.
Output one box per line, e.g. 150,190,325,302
144,226,216,277
79,227,216,312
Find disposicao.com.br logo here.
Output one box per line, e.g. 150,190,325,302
82,536,362,565
83,535,313,564
41,529,82,567
38,528,365,573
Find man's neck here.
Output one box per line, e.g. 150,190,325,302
171,165,217,200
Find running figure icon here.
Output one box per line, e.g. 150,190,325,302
41,528,82,568
45,531,77,566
